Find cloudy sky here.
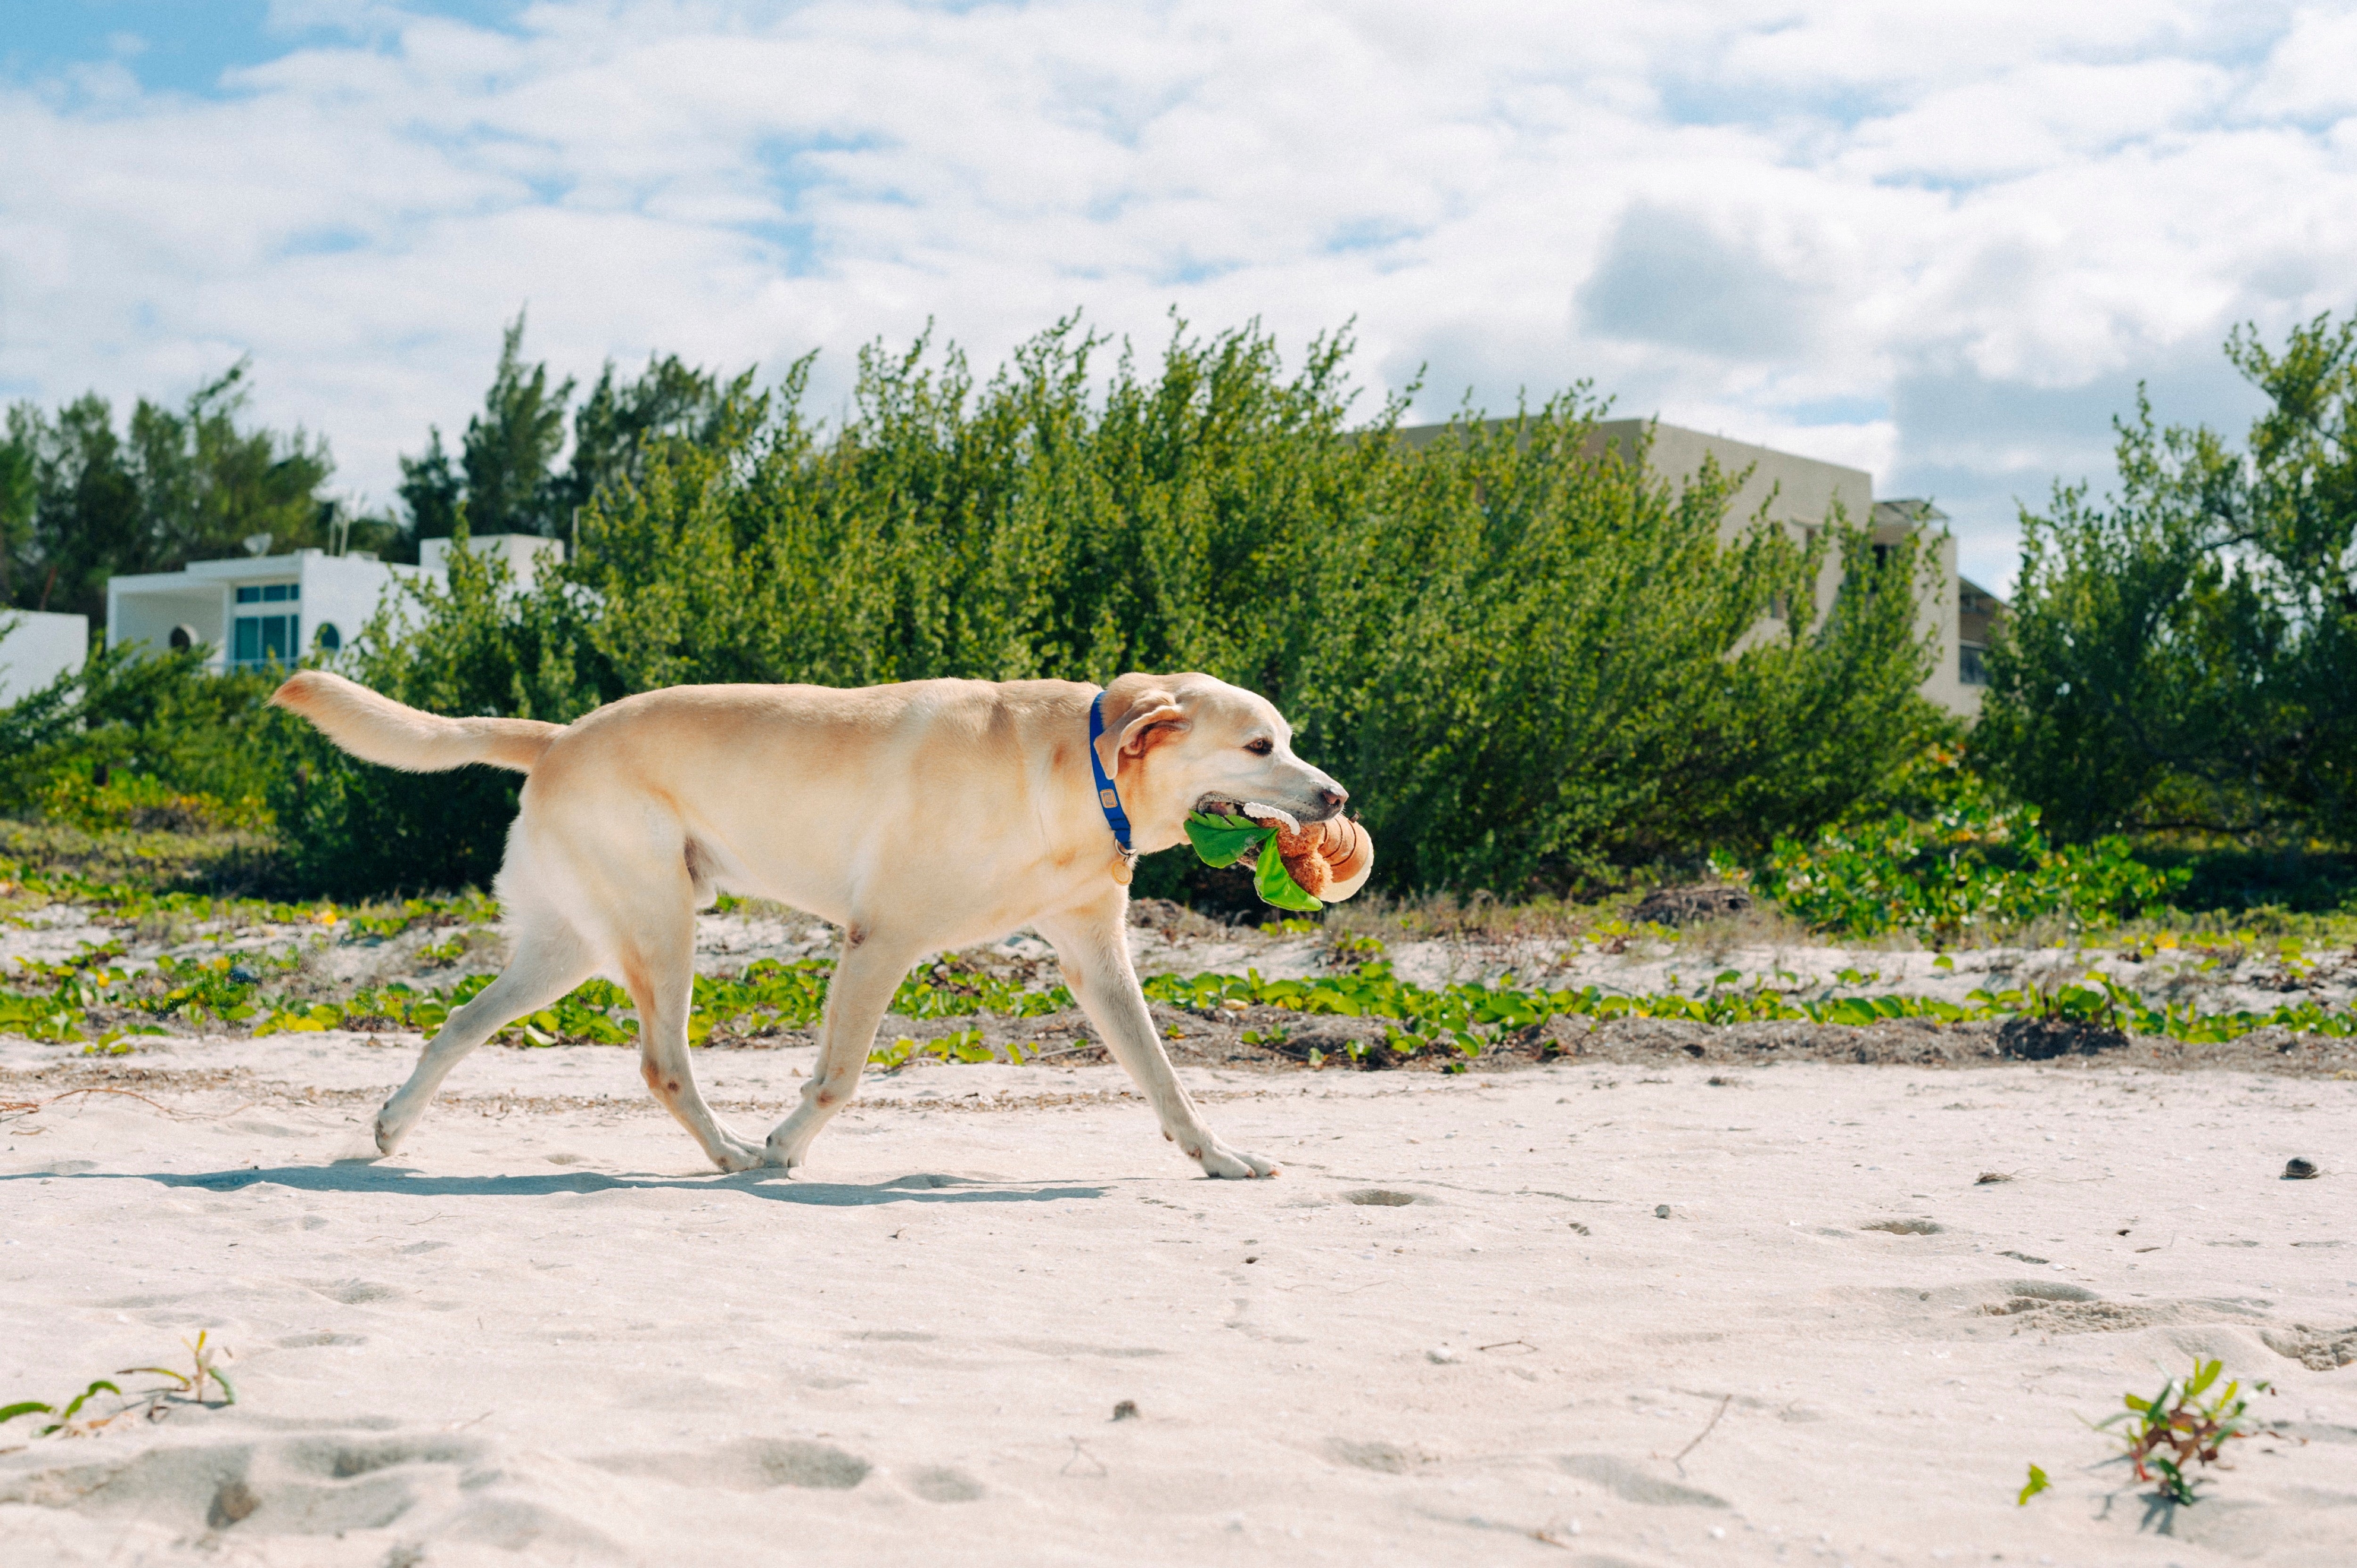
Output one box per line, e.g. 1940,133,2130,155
6,1,2355,592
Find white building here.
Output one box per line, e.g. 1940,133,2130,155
105,534,561,673
0,610,89,704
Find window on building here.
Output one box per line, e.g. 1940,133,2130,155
1960,642,1989,686
228,582,303,667
314,622,341,654
232,614,298,668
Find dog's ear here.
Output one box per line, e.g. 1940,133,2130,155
1097,673,1189,774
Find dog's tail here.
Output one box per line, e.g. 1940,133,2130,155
271,670,562,774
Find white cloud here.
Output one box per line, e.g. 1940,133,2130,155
0,0,2351,598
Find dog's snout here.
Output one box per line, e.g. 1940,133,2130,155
1315,784,1347,813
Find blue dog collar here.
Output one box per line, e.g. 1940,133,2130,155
1088,691,1134,855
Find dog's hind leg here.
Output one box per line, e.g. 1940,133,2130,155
373,921,595,1157
619,928,766,1173
762,924,916,1173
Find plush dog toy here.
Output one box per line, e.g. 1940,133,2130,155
1185,804,1375,910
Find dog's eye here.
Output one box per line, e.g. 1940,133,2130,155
1245,738,1273,755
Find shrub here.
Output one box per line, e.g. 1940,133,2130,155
37,772,267,835
1980,312,2357,844
1751,780,2189,943
273,317,1948,899
0,641,282,819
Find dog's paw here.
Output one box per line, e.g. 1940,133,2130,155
760,1129,816,1174
761,1105,831,1173
1194,1141,1279,1180
708,1130,767,1173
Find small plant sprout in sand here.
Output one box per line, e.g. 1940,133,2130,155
1,1333,236,1443
1,1379,124,1439
123,1330,238,1411
2093,1359,2269,1505
2017,1463,2050,1505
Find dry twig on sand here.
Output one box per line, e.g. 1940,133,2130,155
1667,1394,1733,1476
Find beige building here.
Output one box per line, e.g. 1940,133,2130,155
1395,417,2003,718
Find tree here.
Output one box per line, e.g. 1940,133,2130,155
460,313,573,537
1979,311,2357,843
394,428,462,546
0,435,34,605
399,312,572,542
396,314,748,549
552,353,750,524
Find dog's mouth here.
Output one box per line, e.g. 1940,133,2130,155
1192,795,1340,826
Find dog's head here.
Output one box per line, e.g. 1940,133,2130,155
1095,670,1352,850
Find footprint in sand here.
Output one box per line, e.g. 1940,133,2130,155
0,1432,493,1540
590,1436,872,1491
2259,1324,2357,1371
302,1279,405,1306
1327,1439,1426,1474
903,1465,985,1502
1555,1455,1729,1509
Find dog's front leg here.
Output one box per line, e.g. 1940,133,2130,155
762,926,913,1173
1035,898,1277,1179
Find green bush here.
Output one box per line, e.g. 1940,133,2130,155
1980,312,2357,843
0,641,282,819
264,539,585,898
1306,418,1948,887
36,772,267,835
1750,779,2190,944
269,317,1947,899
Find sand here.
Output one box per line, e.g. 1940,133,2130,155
2,1031,2354,1567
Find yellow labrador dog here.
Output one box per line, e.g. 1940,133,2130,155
271,671,1371,1178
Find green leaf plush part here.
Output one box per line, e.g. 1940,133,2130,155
1185,811,1324,910
1186,812,1271,869
1254,839,1325,911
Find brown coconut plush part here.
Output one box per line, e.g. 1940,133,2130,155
1273,817,1373,899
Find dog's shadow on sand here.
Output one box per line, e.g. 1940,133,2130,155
9,1166,1106,1207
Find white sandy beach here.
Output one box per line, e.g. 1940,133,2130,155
2,1029,2352,1567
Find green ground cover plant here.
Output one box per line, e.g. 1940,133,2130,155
0,1379,123,1437
1748,790,2189,944
5,931,2349,1058
0,853,490,939
2016,1462,2049,1505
